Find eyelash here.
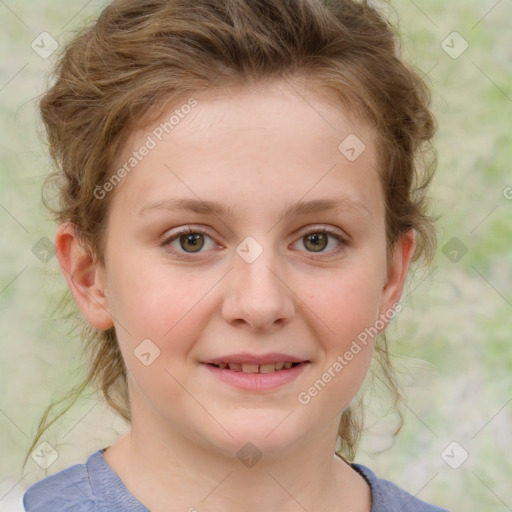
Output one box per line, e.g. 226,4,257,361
160,225,348,260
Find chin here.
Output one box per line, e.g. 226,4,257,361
201,410,311,461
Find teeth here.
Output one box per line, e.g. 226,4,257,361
259,363,277,374
241,363,259,373
214,362,300,373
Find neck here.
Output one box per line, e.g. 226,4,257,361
102,380,371,512
103,416,371,512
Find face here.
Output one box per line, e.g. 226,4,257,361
68,79,412,459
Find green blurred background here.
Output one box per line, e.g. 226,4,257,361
0,1,511,510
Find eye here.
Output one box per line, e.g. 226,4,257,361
160,225,348,259
292,226,347,255
160,227,218,257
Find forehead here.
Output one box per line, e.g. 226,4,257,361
111,79,382,220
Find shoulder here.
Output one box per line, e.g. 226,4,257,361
352,463,450,512
23,449,149,512
23,453,97,512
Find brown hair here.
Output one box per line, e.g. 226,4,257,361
24,0,436,469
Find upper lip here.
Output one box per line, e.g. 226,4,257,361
202,353,309,365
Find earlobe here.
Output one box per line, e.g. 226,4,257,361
55,222,114,330
379,229,416,320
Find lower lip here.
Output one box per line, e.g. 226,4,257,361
202,362,309,391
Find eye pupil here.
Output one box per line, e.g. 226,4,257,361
304,233,327,252
180,233,204,252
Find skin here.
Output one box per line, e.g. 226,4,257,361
56,78,415,512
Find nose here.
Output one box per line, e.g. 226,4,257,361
221,248,295,333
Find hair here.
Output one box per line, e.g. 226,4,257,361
24,0,436,470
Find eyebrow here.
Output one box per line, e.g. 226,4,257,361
139,196,371,220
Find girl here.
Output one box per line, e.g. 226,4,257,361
22,0,448,510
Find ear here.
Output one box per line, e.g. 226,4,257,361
54,222,114,330
378,229,416,321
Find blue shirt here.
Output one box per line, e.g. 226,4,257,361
23,448,449,511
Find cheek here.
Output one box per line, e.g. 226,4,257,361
109,269,217,411
105,265,219,380
105,260,219,356
307,266,384,342
299,265,384,397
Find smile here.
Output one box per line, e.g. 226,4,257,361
203,360,310,391
208,362,302,373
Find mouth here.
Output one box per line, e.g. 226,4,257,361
206,361,305,373
201,355,310,391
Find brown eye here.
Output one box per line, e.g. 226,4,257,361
303,233,328,252
161,227,217,257
292,227,347,256
178,233,205,253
